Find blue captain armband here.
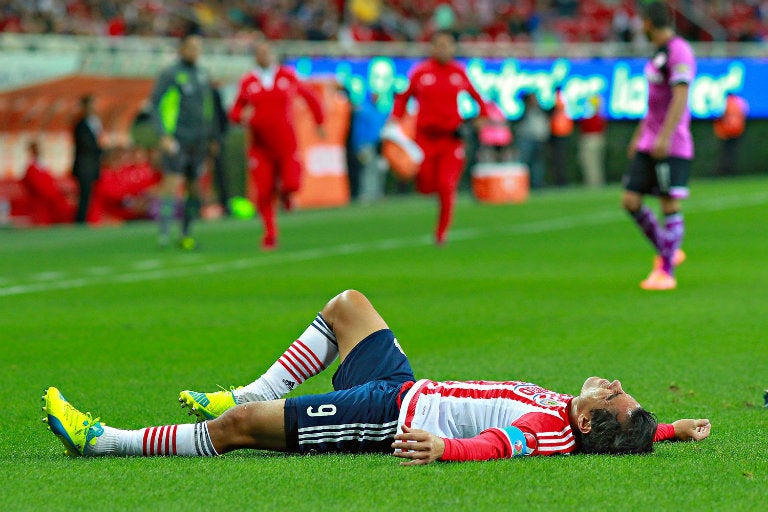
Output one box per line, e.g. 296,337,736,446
500,426,532,457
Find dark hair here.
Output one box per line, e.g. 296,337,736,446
180,22,203,44
575,407,657,455
643,2,673,29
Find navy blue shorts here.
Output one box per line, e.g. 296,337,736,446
623,152,691,199
284,329,415,454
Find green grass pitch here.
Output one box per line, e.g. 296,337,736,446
1,177,766,511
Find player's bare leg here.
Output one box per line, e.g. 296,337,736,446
180,290,389,419
207,400,288,453
320,289,388,361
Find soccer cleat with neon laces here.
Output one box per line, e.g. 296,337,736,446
41,387,104,456
179,387,241,420
640,269,677,290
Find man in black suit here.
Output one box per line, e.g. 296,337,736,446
72,95,103,224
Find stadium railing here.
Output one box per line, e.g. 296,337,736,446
1,34,765,80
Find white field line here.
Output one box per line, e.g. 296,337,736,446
1,191,766,298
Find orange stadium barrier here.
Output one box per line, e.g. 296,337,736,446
0,76,154,225
293,80,351,209
471,162,530,204
245,80,351,210
0,75,154,179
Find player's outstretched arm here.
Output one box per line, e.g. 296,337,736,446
391,425,445,466
672,418,711,441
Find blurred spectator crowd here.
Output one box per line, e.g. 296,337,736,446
1,143,162,226
1,1,767,43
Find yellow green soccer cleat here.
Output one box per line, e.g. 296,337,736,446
179,387,241,420
41,387,103,456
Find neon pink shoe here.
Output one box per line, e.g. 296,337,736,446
653,249,686,271
641,269,677,290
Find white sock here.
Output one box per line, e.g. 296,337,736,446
234,313,338,402
86,423,217,457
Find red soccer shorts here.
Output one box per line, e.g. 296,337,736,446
247,145,303,201
414,135,465,196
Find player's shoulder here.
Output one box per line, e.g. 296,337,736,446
239,69,258,83
669,36,695,57
411,59,436,74
277,65,298,78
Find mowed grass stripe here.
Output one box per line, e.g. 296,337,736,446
2,186,766,298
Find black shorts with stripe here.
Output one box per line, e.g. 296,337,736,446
623,151,691,199
283,329,415,454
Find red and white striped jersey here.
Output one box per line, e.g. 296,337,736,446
398,379,576,456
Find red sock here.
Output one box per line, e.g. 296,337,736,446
436,190,454,243
257,198,276,247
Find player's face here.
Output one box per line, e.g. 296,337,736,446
254,42,274,68
579,376,641,422
431,34,455,63
642,17,653,40
180,36,202,64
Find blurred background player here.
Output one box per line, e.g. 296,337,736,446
622,1,696,291
548,86,573,187
577,94,607,188
150,32,218,250
713,92,748,177
390,30,488,245
349,91,388,203
21,141,75,225
515,92,550,190
229,37,324,251
71,94,103,224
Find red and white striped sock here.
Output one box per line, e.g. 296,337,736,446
235,313,338,402
86,422,217,457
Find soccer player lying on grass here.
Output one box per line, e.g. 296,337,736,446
43,290,711,464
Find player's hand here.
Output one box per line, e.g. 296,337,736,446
391,425,445,466
160,135,179,155
627,139,638,159
672,418,711,441
651,136,671,160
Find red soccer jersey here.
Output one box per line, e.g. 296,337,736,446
398,379,575,458
391,58,488,136
398,379,677,462
229,65,324,148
